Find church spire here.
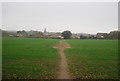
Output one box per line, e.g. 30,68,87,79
44,28,46,33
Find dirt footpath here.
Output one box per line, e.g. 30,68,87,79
54,40,71,79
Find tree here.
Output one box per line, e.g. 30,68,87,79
61,30,72,39
17,30,28,37
80,35,87,39
109,31,120,39
17,31,21,34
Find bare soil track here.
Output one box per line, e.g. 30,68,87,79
54,40,71,79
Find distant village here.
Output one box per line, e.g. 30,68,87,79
1,28,120,40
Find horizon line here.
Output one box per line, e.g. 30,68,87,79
1,29,118,34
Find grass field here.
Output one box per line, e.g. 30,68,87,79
65,39,118,79
2,37,60,79
2,37,118,79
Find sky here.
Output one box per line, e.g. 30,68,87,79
2,1,118,34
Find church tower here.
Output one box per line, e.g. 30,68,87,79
44,28,47,33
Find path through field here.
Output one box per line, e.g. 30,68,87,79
54,40,71,79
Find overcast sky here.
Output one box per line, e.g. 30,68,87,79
2,2,118,34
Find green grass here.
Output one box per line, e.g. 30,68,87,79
65,39,118,79
2,37,60,79
3,38,119,79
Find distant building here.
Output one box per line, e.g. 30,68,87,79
16,33,23,37
71,35,80,39
96,33,107,39
49,35,63,39
43,28,49,36
9,35,14,37
44,28,47,33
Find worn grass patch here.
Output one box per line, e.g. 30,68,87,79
65,39,118,79
2,37,60,79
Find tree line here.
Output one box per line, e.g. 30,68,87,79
1,29,120,40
